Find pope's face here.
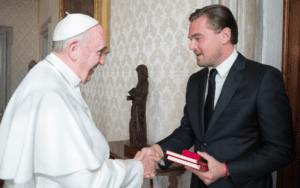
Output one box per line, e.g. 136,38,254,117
80,24,107,84
188,16,223,67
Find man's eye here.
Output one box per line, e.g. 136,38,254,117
196,38,201,41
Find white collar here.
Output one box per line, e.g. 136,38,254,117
46,53,81,87
209,49,238,76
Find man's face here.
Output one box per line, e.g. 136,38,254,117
79,24,107,84
188,16,223,67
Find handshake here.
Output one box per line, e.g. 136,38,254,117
133,144,164,179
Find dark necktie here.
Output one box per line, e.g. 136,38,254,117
204,69,217,133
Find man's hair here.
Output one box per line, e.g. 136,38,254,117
52,31,89,53
189,5,238,45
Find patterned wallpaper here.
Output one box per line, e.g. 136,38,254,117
83,0,213,141
0,0,38,94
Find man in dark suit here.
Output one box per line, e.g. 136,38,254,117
136,4,295,187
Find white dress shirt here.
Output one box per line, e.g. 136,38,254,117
206,49,238,108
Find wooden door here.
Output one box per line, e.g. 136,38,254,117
277,0,300,187
61,0,94,18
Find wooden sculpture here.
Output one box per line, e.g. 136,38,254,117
125,64,149,157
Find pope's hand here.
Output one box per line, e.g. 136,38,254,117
134,144,164,179
185,151,228,185
138,155,160,179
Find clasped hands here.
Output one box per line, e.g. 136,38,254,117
133,144,164,179
134,146,229,184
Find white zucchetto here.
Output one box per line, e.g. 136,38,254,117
53,12,99,41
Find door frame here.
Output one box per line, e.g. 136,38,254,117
277,0,300,187
0,26,13,112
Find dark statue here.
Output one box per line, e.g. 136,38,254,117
127,64,149,150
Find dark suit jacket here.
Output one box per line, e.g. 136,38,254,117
157,53,295,188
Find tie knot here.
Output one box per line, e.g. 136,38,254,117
209,69,217,78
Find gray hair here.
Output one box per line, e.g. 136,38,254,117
52,31,90,53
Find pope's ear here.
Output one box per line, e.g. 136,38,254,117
68,39,80,61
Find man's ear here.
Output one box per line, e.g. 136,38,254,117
68,39,80,61
221,27,232,45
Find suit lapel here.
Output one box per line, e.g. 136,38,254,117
198,68,208,139
188,68,208,142
205,53,246,136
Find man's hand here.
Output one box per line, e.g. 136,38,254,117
185,151,228,185
134,144,164,161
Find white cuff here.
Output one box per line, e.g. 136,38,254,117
159,158,165,166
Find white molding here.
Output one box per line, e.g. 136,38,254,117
0,26,13,109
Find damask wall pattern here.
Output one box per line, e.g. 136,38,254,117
82,0,216,142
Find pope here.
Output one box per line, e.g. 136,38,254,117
0,13,160,187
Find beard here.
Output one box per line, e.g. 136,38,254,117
197,60,215,67
196,45,223,68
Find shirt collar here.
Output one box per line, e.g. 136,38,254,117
46,53,81,87
209,49,238,77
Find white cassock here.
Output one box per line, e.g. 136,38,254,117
0,53,144,188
